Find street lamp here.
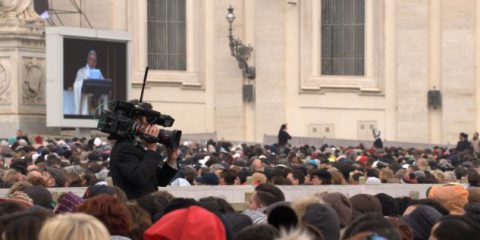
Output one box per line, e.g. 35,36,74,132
226,6,255,80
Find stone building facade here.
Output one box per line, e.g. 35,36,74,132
1,0,479,144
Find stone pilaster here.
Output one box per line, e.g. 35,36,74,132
0,3,58,137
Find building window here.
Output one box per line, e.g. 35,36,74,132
147,0,186,70
321,0,365,76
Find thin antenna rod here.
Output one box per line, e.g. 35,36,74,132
139,66,149,103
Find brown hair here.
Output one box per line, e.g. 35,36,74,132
76,195,132,236
126,202,152,240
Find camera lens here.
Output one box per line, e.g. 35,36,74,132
158,129,182,149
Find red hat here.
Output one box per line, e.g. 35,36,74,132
144,206,226,240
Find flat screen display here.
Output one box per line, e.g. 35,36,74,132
46,27,131,128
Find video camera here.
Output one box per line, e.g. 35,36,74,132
96,67,182,149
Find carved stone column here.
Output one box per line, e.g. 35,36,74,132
0,0,58,137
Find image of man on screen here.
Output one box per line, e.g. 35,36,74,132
73,50,105,115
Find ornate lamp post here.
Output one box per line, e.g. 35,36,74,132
226,6,255,80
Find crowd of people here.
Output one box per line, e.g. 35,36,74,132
0,128,479,239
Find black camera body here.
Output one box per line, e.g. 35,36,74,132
97,100,182,149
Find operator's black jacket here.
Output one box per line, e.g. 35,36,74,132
110,139,178,199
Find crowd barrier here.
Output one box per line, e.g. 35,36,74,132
263,135,452,149
0,184,444,204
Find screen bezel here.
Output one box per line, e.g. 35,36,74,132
46,27,131,128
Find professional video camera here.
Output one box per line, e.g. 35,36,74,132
96,67,182,149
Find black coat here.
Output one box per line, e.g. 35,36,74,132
109,139,178,199
456,140,473,153
278,130,291,146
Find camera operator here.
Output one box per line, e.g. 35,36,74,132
109,101,178,200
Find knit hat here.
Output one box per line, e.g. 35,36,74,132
428,185,469,215
43,166,67,187
320,192,353,227
1,191,33,208
267,205,298,230
302,203,340,240
467,187,480,204
54,192,83,214
23,186,54,209
349,194,383,221
264,201,291,216
83,184,116,199
144,206,226,240
195,173,219,185
375,193,399,217
403,205,442,240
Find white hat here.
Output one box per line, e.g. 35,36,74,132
94,137,102,147
365,177,381,185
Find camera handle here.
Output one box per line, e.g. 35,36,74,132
139,66,149,103
139,133,159,144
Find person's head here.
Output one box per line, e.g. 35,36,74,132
108,186,126,202
0,208,53,240
408,199,450,216
76,195,132,237
330,170,347,185
54,192,83,214
311,170,332,185
403,205,442,240
144,205,227,240
251,172,267,185
430,215,479,240
342,213,402,240
219,169,237,185
467,169,480,187
183,166,197,184
428,185,469,215
280,124,287,131
16,129,24,137
379,168,394,183
234,224,280,240
349,194,383,221
301,203,340,240
82,184,116,199
255,183,285,202
125,202,152,240
86,50,97,68
199,196,235,214
251,159,265,172
350,172,364,184
38,213,110,240
375,193,399,217
136,191,174,220
41,167,66,187
287,169,305,185
65,173,82,187
23,186,54,210
460,132,468,141
320,192,353,228
8,181,33,195
249,191,277,211
27,169,42,178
